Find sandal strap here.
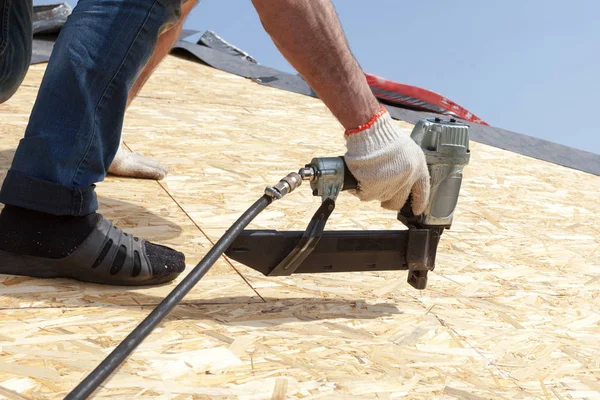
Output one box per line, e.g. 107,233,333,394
67,216,153,282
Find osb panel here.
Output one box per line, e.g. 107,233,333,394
0,301,537,399
0,57,598,399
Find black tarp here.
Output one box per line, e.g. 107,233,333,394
32,3,71,35
172,39,317,97
30,3,71,64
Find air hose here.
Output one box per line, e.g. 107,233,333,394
65,172,305,399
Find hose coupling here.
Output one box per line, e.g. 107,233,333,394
265,172,303,200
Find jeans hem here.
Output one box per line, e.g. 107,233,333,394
0,170,98,216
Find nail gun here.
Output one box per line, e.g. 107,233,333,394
226,117,470,289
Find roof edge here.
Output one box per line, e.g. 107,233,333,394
385,106,600,176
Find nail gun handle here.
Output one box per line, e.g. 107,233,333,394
340,157,358,191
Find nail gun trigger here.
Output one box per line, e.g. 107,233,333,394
267,198,336,276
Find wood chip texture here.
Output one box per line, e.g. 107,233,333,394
0,57,598,399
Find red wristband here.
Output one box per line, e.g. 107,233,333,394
344,105,387,136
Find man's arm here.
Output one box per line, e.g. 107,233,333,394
251,0,378,130
252,0,430,213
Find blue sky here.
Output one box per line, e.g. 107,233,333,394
40,1,599,154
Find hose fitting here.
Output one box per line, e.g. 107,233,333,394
265,172,303,200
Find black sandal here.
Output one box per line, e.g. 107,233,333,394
0,216,184,286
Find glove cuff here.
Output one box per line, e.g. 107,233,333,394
344,106,407,157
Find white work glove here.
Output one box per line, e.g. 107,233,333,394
344,108,430,214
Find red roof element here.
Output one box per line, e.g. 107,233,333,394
365,73,488,126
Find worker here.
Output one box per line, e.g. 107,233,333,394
0,0,429,286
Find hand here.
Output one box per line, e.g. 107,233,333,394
344,110,430,214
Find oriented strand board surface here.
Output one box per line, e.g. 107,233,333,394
0,56,598,399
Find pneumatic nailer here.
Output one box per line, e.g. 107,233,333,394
226,117,471,289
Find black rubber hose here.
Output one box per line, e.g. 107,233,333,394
65,195,273,400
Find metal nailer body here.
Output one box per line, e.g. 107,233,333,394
398,118,470,229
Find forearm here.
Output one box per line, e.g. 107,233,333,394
252,0,380,130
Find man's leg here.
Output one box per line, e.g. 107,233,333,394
108,0,198,180
0,0,32,104
252,0,430,213
0,0,187,285
127,0,198,106
0,0,173,181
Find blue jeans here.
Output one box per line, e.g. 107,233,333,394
0,0,32,103
0,0,182,216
